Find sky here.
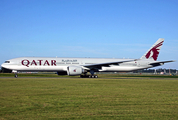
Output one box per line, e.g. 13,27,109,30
0,0,178,69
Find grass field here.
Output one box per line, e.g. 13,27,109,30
0,76,178,119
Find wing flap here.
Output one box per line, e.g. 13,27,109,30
83,59,136,69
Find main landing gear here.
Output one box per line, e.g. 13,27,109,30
80,74,98,78
80,70,98,78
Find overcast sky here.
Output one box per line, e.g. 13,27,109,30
0,0,178,69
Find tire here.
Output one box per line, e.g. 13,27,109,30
15,74,18,78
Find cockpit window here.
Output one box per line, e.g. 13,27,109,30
5,61,10,63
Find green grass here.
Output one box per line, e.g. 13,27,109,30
0,77,178,119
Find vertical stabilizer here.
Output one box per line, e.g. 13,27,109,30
140,38,164,61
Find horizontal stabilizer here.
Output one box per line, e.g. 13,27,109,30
149,60,175,66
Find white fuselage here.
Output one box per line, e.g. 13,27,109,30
1,57,154,72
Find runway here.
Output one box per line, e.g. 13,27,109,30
0,76,177,80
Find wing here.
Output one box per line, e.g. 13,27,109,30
149,60,175,66
82,59,136,69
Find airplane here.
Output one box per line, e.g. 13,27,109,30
1,38,174,78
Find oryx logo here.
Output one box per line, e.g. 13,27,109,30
145,41,163,61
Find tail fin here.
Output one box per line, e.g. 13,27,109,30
140,38,164,61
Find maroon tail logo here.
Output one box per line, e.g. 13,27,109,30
145,41,163,61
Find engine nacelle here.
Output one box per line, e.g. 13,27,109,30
67,66,84,76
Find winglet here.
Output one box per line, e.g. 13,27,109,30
140,38,164,61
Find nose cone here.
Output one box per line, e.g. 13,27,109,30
1,63,9,69
1,63,12,73
1,63,5,68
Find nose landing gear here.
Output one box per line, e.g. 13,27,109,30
12,70,18,78
14,73,18,78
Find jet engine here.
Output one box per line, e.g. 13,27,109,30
67,66,84,76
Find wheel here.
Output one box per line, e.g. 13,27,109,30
15,74,18,78
95,75,98,78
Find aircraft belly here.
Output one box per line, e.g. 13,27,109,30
12,66,66,72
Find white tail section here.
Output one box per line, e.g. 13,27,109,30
140,38,164,61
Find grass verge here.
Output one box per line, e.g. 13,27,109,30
0,77,178,119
